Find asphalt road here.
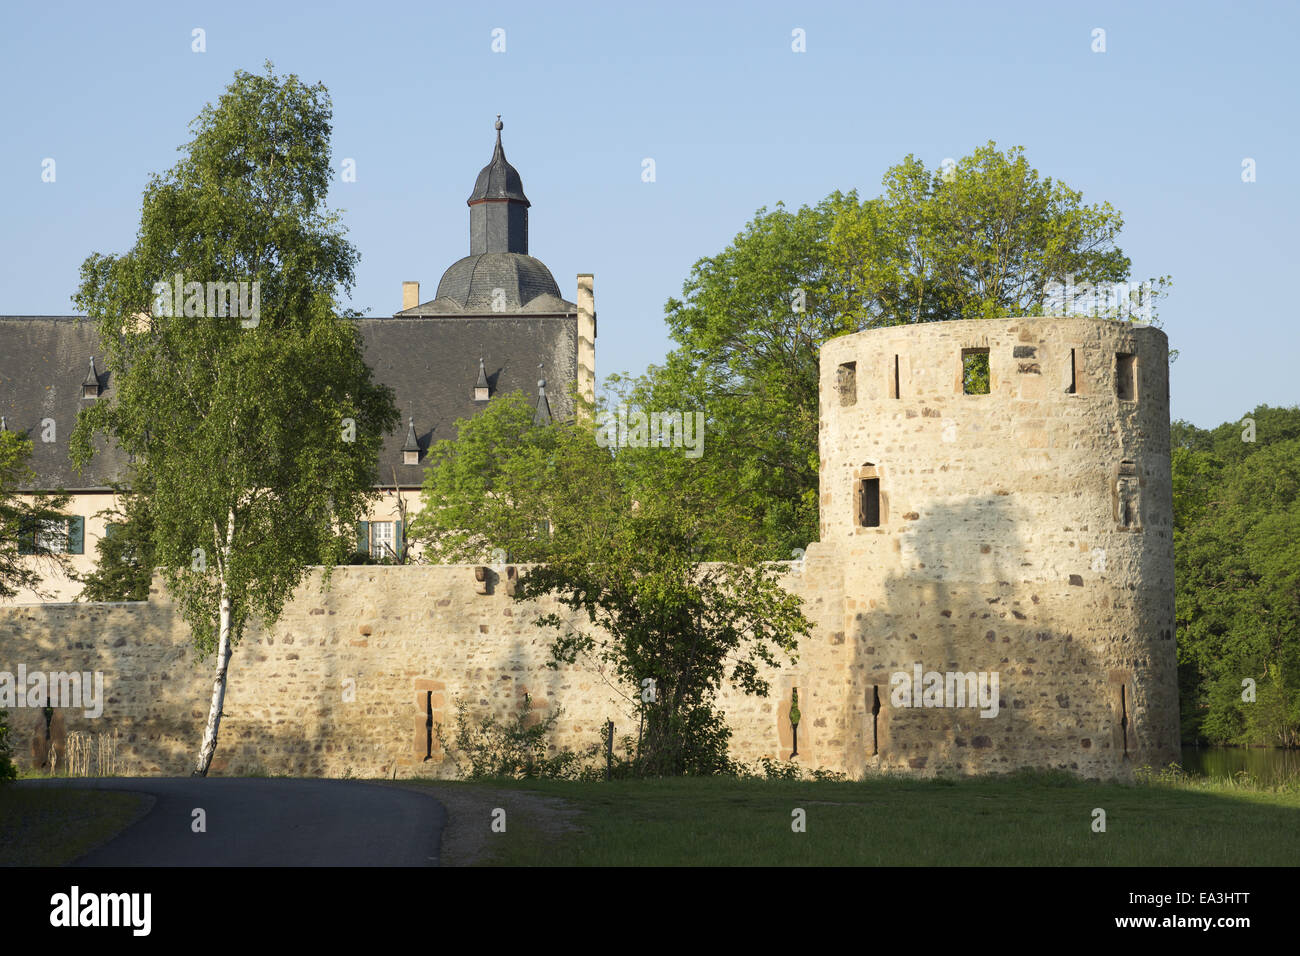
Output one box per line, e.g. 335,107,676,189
21,777,445,866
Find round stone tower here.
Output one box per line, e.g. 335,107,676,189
817,316,1178,777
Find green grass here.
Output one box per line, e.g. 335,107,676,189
0,786,152,866
435,769,1300,866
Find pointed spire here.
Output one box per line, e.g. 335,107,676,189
402,416,421,465
82,356,99,398
474,357,490,401
468,115,530,255
533,364,551,426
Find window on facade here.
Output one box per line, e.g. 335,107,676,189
1066,348,1077,394
370,521,396,559
1116,352,1137,401
857,478,881,528
891,354,901,399
837,362,857,406
36,519,67,554
962,348,990,394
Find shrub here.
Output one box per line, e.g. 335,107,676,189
0,709,17,782
435,694,592,781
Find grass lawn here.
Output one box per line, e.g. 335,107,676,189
415,770,1300,866
0,786,152,866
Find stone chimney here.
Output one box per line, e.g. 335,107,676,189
576,274,596,419
402,281,420,311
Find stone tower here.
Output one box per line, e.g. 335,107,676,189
814,315,1179,777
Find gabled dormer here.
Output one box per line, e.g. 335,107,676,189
401,417,421,465
82,357,100,399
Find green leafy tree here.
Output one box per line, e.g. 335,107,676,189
1173,406,1300,747
74,486,156,602
648,141,1168,559
69,63,399,775
0,430,72,602
410,397,810,775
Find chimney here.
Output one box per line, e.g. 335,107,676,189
576,274,596,420
402,281,420,312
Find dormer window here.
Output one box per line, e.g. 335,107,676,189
82,357,100,399
401,417,421,465
474,357,490,402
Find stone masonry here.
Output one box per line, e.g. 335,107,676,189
0,316,1180,779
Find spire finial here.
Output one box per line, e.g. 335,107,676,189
402,415,421,455
495,114,503,132
533,363,552,426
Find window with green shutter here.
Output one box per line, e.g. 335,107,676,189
356,521,370,555
17,518,37,555
67,516,85,555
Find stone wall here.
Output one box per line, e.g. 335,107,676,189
0,317,1180,780
0,562,843,779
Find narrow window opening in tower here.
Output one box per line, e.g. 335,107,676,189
837,362,857,406
891,354,901,399
1120,684,1129,759
962,348,990,394
424,691,434,761
871,685,881,755
1066,348,1077,394
1116,352,1137,401
858,478,881,528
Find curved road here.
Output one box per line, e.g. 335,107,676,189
22,778,445,866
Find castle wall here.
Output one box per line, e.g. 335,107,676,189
0,317,1179,780
0,562,845,778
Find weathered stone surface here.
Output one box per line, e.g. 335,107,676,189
0,317,1178,780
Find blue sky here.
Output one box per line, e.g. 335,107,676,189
2,0,1296,427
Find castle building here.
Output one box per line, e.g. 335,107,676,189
0,119,596,601
0,314,1180,780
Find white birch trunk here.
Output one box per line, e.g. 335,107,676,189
194,509,235,776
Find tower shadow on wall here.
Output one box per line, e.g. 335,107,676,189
847,494,1122,778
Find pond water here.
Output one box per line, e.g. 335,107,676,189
1178,746,1300,785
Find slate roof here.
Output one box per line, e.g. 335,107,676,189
406,252,570,314
0,317,130,491
358,315,578,486
0,314,579,491
469,118,530,205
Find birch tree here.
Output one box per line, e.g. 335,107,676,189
69,63,398,775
